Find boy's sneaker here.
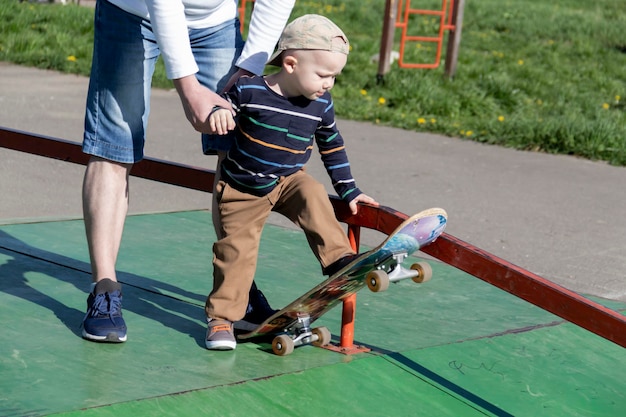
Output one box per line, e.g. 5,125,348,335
82,278,127,343
206,319,236,350
233,281,277,332
322,254,360,277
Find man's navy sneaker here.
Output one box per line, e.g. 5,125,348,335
82,278,127,343
234,281,277,332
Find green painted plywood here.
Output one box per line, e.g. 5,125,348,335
50,355,494,417
0,234,348,416
1,211,624,417
398,323,626,416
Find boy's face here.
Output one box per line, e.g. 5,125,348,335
286,49,347,100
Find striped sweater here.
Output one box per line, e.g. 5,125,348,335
220,76,362,202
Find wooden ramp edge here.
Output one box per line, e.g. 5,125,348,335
2,126,625,348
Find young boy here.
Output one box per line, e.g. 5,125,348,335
205,14,378,350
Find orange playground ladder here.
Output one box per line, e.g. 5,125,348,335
379,0,465,79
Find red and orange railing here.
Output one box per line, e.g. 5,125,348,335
2,126,625,352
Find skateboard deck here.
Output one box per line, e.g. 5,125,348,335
238,207,448,355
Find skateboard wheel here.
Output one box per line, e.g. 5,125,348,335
312,326,332,347
272,334,294,356
411,262,433,283
366,270,390,292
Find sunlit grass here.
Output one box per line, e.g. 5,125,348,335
1,0,625,164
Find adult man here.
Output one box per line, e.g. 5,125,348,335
81,0,294,343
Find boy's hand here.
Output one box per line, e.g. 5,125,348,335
348,193,379,215
173,75,233,134
209,108,236,135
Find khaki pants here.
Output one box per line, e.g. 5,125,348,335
205,170,355,321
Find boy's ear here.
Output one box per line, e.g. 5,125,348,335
282,55,298,73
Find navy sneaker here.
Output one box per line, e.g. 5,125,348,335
233,281,277,332
322,254,360,276
82,278,127,343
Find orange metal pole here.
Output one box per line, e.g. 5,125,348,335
339,225,361,348
327,224,370,354
340,294,357,347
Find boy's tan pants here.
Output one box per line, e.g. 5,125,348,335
205,170,355,321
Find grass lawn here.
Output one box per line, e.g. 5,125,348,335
1,0,625,164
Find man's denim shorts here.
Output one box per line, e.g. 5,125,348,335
82,0,243,163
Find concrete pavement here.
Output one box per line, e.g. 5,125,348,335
1,62,625,302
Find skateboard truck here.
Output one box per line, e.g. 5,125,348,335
272,314,332,356
366,252,433,292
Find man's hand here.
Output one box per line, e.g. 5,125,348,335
173,75,234,133
348,193,379,215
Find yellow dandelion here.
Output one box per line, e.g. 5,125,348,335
460,130,465,135
378,97,386,105
517,59,524,65
67,55,77,62
602,103,609,110
430,118,436,124
497,115,505,122
466,131,473,137
616,95,621,102
360,89,367,96
417,118,426,125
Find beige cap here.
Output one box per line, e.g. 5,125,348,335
267,14,349,66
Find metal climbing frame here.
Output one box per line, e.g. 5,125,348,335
397,0,455,69
378,0,465,79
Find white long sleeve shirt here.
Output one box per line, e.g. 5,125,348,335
108,0,294,80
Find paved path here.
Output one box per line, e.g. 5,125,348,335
1,62,625,302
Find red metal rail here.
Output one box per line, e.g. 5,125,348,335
2,126,625,349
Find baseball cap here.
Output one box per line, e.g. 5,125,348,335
267,14,350,66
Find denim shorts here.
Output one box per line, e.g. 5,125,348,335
82,0,243,163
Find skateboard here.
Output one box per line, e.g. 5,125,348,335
238,207,448,355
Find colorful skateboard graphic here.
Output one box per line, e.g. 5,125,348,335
238,207,448,355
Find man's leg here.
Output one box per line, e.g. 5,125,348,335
82,157,131,282
80,157,131,342
80,0,158,342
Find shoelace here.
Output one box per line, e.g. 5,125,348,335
83,292,122,323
